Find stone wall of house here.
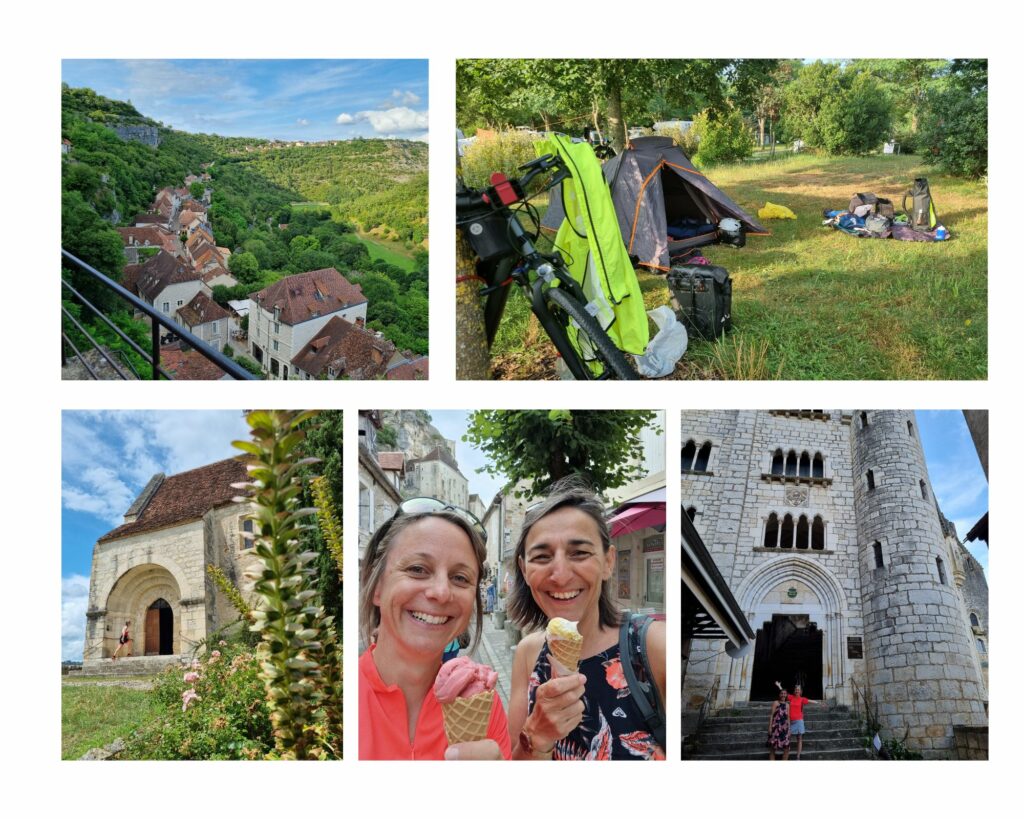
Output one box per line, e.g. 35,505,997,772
959,545,989,694
851,410,987,757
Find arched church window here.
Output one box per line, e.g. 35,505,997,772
920,479,928,500
686,506,697,522
860,411,869,428
866,470,875,490
796,515,809,549
812,453,824,479
970,613,980,627
681,440,696,472
873,541,884,568
771,449,784,475
764,513,779,548
694,442,712,472
785,450,798,476
799,452,811,478
812,516,825,550
976,638,986,654
780,514,794,548
936,557,947,585
907,420,914,436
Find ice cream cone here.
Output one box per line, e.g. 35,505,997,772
546,618,583,675
441,690,493,745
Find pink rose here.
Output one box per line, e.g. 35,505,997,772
183,671,199,683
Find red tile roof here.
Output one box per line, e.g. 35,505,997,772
98,458,248,542
290,314,394,379
116,226,178,253
378,452,406,471
252,268,366,326
159,347,231,380
136,251,202,302
385,356,429,380
177,290,230,327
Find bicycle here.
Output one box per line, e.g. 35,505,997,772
456,154,638,380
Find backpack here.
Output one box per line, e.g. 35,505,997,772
618,611,666,751
849,192,895,219
903,177,939,229
666,264,732,340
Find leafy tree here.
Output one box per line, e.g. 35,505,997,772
919,59,987,178
376,425,398,448
228,251,260,282
190,181,205,199
464,410,659,498
692,106,754,166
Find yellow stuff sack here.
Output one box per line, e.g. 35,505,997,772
758,201,797,220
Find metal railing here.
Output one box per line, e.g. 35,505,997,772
61,249,256,380
695,676,721,734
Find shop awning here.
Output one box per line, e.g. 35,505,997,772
609,502,665,537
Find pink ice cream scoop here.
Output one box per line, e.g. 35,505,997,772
433,657,499,704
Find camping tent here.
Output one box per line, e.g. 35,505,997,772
544,136,768,271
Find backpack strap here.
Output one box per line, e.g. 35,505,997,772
618,611,666,751
902,190,911,216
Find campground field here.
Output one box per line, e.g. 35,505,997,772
491,153,987,380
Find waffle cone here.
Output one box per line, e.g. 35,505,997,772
441,690,493,745
549,635,583,675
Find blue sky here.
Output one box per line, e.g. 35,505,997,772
916,410,989,574
61,411,251,660
61,59,428,142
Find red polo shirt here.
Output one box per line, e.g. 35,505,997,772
789,695,810,721
359,646,512,760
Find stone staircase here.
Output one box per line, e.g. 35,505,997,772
73,655,186,677
684,702,873,760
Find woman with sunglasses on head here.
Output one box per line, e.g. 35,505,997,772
508,478,666,760
359,498,512,760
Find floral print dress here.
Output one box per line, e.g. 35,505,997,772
527,620,664,760
768,700,790,750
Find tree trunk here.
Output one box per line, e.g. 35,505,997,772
591,99,604,142
758,116,767,147
455,230,491,380
607,82,626,153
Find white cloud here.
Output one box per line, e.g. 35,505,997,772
362,106,428,134
392,89,421,105
62,574,90,661
62,466,136,525
336,113,355,124
297,118,309,126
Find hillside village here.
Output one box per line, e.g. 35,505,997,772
103,171,427,381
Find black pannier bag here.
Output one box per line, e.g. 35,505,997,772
667,264,732,341
849,192,895,219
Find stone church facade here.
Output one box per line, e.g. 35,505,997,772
681,410,987,757
82,459,259,668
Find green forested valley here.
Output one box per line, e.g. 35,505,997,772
61,84,428,365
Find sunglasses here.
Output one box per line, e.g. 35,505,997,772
373,497,487,547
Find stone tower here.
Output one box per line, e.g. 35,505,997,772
850,410,987,756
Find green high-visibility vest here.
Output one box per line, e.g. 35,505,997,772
535,134,650,359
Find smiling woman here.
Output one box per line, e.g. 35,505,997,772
358,504,512,760
507,477,666,760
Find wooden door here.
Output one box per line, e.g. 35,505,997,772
145,608,160,655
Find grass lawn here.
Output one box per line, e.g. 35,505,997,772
354,232,417,272
489,153,986,380
62,679,161,759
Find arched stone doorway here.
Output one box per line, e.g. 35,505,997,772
721,556,851,706
104,564,182,658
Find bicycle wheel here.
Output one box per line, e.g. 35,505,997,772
544,287,638,380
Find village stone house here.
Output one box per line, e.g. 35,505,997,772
176,291,230,346
82,459,258,668
404,444,469,510
135,251,211,322
357,411,402,561
291,315,396,380
249,268,367,380
680,410,988,757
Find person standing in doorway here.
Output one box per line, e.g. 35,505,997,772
776,680,821,760
767,687,791,760
112,621,131,660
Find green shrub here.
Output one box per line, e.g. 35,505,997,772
459,130,541,190
125,641,272,760
918,60,987,178
692,108,754,166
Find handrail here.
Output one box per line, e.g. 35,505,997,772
696,676,720,734
61,249,256,380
